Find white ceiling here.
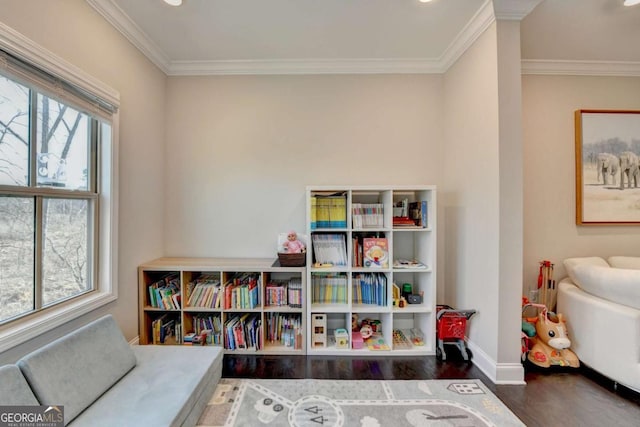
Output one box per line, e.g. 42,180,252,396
86,0,640,76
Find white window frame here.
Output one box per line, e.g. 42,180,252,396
0,22,119,353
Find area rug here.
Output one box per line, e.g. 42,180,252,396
197,378,524,427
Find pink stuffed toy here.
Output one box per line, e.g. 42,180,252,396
283,231,305,253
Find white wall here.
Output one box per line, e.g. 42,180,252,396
523,74,640,289
442,22,503,377
442,20,525,384
165,74,444,260
0,0,166,361
495,20,525,376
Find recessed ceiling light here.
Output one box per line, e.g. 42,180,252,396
624,0,640,6
164,0,182,6
419,0,434,3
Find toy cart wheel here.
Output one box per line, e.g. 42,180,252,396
465,348,473,362
436,346,443,360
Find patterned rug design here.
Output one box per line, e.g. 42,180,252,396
197,378,524,427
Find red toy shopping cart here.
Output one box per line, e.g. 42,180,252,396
436,304,476,361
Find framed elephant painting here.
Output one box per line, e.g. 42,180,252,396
575,110,640,225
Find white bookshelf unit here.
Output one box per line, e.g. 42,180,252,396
306,186,436,356
138,257,306,355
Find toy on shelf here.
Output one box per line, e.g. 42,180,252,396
365,334,390,351
410,328,425,346
522,303,579,369
392,329,412,349
392,283,400,307
352,331,364,349
277,231,307,266
283,231,306,253
312,314,327,348
334,328,349,349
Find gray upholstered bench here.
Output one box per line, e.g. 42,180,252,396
0,315,223,426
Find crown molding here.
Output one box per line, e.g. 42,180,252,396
167,58,443,76
439,0,495,71
86,0,171,74
492,0,544,20
522,59,640,77
89,0,637,77
86,0,497,76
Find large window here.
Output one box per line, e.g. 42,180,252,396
0,74,104,323
0,35,118,349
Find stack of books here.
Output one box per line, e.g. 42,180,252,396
147,273,181,310
352,273,387,306
311,193,347,229
312,274,348,304
312,233,347,266
352,203,384,229
186,274,221,308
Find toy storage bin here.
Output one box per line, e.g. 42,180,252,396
277,252,306,267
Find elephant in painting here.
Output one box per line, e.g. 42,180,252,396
596,153,619,185
619,151,639,189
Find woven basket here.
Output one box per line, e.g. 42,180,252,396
278,252,306,267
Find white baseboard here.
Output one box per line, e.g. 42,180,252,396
467,340,525,385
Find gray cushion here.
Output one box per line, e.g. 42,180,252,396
17,315,136,424
69,345,223,427
0,365,40,405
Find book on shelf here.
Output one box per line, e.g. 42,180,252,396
148,273,180,310
352,232,386,267
363,237,389,269
352,203,384,229
190,314,222,345
393,259,428,269
266,312,302,349
312,233,347,266
265,277,302,309
409,201,428,228
392,216,417,227
265,280,288,307
352,273,387,306
288,277,303,308
152,314,179,345
311,274,348,304
311,192,347,229
224,313,262,351
187,274,222,308
224,273,261,309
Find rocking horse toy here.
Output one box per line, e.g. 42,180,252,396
524,304,580,368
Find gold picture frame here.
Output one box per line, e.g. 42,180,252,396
575,109,640,225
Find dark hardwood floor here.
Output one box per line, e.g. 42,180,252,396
223,354,640,427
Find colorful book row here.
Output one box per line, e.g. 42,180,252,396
312,275,348,304
352,273,387,306
265,312,303,349
225,313,262,351
187,274,221,308
265,278,303,308
148,274,181,310
311,193,347,229
352,203,384,229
